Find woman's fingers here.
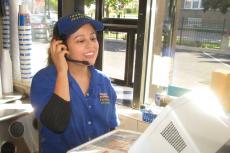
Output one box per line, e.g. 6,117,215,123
56,43,67,53
61,50,70,58
51,40,63,54
50,40,69,58
49,39,66,63
48,39,69,73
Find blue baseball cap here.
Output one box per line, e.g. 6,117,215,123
54,12,104,40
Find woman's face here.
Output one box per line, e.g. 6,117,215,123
66,23,99,65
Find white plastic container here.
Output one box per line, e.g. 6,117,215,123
1,48,13,94
10,0,21,81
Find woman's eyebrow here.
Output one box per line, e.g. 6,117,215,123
73,35,83,40
73,31,96,39
90,32,96,35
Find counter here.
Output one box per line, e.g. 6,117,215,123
67,129,141,153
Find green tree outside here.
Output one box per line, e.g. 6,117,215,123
85,0,135,17
202,0,230,14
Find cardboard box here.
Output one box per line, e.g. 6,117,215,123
211,70,230,112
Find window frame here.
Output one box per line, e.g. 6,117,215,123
184,0,203,9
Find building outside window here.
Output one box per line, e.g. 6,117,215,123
184,0,203,9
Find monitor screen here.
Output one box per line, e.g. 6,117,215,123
129,87,230,153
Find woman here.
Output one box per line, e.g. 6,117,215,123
30,12,119,153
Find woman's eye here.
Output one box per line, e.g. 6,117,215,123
91,37,97,41
77,40,84,43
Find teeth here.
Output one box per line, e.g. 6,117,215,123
85,52,94,56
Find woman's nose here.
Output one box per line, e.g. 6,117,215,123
85,39,97,48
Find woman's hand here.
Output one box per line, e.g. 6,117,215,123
50,39,70,74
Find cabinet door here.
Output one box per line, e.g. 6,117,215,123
118,114,138,131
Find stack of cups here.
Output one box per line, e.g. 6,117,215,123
18,4,32,82
2,0,10,51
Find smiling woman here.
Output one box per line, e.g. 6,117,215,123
30,12,119,153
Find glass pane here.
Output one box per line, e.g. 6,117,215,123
85,0,96,18
184,0,192,9
192,0,199,8
103,31,127,80
143,0,179,105
24,0,58,76
199,0,203,8
25,0,58,44
174,16,230,89
103,0,138,19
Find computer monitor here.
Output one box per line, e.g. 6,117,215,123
129,87,230,153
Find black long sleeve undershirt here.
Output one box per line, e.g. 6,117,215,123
40,93,71,133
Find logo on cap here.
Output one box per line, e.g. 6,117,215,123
69,13,91,21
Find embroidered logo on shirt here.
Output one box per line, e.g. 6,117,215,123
99,93,110,104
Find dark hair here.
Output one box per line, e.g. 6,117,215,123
47,23,69,65
52,22,68,42
47,47,53,66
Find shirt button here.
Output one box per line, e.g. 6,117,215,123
86,93,89,96
88,105,92,109
88,121,92,125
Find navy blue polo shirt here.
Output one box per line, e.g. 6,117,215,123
30,66,119,153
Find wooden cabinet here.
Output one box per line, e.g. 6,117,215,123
118,114,149,132
117,105,151,132
137,120,149,132
118,114,138,131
